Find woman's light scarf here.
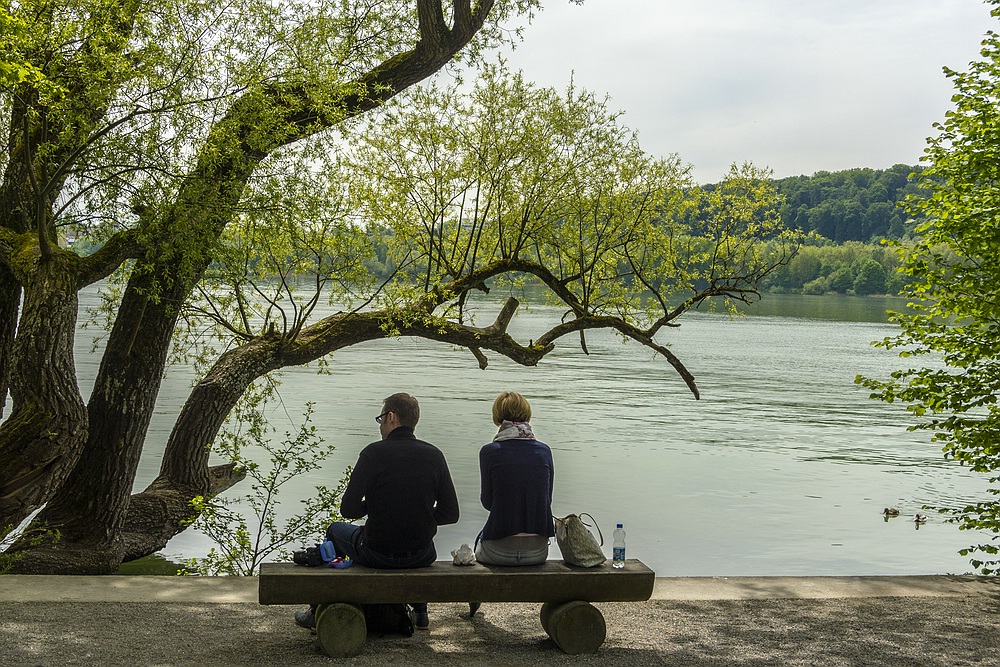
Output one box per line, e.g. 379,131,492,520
493,420,535,441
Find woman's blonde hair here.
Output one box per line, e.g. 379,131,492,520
492,391,532,426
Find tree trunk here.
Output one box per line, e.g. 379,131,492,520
120,463,246,562
8,263,193,572
0,249,87,542
0,265,20,420
120,324,357,561
120,337,283,560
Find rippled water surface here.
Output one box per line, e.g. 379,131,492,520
67,289,989,576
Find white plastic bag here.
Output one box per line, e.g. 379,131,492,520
451,543,476,566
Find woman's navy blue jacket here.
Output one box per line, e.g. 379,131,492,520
479,438,555,540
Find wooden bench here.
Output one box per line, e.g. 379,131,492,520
259,559,655,657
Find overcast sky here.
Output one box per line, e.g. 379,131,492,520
499,0,996,183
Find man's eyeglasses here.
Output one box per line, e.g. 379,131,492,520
375,411,391,424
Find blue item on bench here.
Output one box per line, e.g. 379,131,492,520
319,540,337,563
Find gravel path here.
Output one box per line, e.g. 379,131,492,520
3,595,999,667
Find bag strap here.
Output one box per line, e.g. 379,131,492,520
577,512,604,546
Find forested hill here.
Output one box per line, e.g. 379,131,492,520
768,164,922,243
697,164,927,296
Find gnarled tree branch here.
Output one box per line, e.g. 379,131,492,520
76,228,143,287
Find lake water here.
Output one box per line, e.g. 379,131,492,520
65,289,991,576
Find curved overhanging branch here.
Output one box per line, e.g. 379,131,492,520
390,296,553,368
101,1,503,330
482,257,705,397
533,312,700,399
613,324,700,400
274,0,498,150
285,295,547,367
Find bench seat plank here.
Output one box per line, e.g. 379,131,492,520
259,559,654,605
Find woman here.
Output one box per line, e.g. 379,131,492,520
475,391,555,566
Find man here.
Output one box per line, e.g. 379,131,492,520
295,392,460,631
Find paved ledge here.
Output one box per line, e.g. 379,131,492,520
0,574,259,603
1,574,994,603
650,574,994,600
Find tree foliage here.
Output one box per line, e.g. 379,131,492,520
762,239,905,296
857,2,1000,574
0,0,797,574
770,165,922,243
183,401,349,577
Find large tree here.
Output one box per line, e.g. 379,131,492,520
1,0,798,574
858,0,1000,574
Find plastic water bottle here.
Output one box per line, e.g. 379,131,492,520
612,523,626,568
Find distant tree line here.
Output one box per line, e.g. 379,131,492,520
362,165,923,297
699,164,923,297
74,164,923,298
759,239,904,296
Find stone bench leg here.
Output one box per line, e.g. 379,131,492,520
315,603,367,658
539,600,607,654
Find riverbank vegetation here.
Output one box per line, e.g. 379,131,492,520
757,164,922,297
759,240,905,296
860,0,1000,575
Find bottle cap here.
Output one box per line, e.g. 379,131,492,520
617,523,623,528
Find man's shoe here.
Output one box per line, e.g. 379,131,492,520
294,607,316,629
468,602,481,617
410,607,429,630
